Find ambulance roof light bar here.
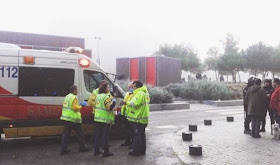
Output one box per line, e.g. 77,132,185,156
64,47,83,54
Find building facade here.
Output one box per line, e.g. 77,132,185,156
0,31,92,58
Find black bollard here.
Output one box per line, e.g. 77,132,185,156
227,116,234,122
182,132,192,141
189,125,197,131
189,145,202,156
204,120,212,125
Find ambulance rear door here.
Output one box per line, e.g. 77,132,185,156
0,49,19,136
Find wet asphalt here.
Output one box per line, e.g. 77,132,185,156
0,104,243,165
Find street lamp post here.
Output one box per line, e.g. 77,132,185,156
94,36,101,65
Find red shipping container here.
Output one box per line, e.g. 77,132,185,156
146,57,156,86
130,58,139,80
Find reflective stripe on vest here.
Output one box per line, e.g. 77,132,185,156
95,106,108,111
94,116,114,124
60,115,82,123
127,116,148,121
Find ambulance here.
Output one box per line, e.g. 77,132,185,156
0,43,124,139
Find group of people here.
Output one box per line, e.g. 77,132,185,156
59,80,150,158
243,77,280,138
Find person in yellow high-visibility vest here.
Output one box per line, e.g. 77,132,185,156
120,82,134,146
88,80,108,115
60,85,90,155
94,82,116,157
124,80,150,156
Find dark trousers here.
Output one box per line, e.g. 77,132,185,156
251,116,261,137
94,122,110,153
261,109,275,129
131,122,147,153
244,111,251,130
61,121,86,150
123,120,132,144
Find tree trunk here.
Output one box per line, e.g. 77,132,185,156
262,72,266,81
237,71,241,83
231,71,236,83
214,70,218,81
272,72,275,79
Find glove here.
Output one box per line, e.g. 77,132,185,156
80,101,87,107
112,98,117,103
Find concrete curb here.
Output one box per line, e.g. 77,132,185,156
150,103,190,111
202,99,243,106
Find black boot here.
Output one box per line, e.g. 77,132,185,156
244,129,252,134
102,152,113,157
259,128,265,132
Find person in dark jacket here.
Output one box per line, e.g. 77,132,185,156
260,79,274,133
246,79,268,138
243,77,256,134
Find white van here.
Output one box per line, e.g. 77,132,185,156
0,44,124,139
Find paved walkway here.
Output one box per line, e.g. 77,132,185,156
172,115,280,164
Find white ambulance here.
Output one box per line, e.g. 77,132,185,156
0,43,124,139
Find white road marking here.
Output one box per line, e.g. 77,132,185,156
151,107,243,114
145,128,150,131
156,125,177,129
220,111,244,115
205,109,243,113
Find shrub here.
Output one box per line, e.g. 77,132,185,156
147,86,173,104
168,80,237,100
117,80,237,102
164,83,182,97
116,80,173,104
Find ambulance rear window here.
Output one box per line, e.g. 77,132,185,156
19,67,74,96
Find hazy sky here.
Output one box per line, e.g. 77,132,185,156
1,0,280,73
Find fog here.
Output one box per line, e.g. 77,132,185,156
1,0,280,81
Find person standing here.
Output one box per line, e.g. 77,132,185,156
246,79,268,138
220,75,224,82
60,85,90,155
94,82,116,157
88,80,108,115
260,79,274,133
125,80,150,156
243,77,256,134
120,82,134,146
270,78,280,124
